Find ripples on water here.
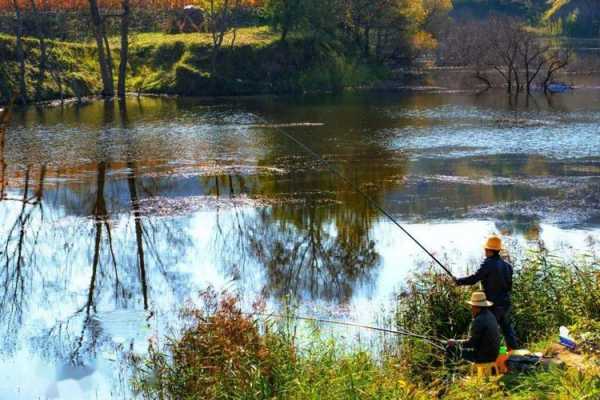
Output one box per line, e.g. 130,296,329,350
0,92,599,398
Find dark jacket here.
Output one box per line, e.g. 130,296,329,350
456,255,513,307
461,308,500,363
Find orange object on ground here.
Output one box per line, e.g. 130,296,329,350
496,353,509,374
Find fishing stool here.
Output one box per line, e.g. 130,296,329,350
471,362,499,378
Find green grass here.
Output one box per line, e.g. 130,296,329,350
1,26,384,103
123,26,278,49
0,34,101,102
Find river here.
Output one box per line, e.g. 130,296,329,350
0,91,599,398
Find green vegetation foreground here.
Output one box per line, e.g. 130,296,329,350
131,246,600,399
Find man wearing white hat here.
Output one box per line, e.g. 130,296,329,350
447,291,500,363
454,235,520,350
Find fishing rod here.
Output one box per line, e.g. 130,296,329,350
253,312,446,351
256,116,455,279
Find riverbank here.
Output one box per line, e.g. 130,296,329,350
5,28,600,107
130,248,600,400
0,27,387,104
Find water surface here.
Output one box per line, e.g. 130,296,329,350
1,92,599,398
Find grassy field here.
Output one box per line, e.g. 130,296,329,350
123,26,279,49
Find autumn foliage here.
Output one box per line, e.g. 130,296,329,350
0,0,262,11
131,289,285,399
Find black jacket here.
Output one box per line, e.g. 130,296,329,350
456,255,513,307
461,308,500,363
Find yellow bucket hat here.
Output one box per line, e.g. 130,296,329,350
466,291,494,307
484,235,502,251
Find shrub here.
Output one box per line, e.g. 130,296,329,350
512,247,600,343
131,288,292,399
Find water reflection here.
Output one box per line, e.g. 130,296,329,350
0,108,6,198
0,165,45,352
0,93,599,397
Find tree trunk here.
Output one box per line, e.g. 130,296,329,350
103,32,115,80
12,0,27,104
513,65,521,93
29,0,48,102
118,0,130,98
88,0,114,97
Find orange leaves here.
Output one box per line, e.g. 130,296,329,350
0,0,204,11
168,289,275,397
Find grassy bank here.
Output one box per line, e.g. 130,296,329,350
131,247,600,399
0,33,101,102
0,27,387,104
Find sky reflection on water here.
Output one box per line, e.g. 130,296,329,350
0,92,599,398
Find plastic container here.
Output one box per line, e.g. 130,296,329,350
559,326,577,350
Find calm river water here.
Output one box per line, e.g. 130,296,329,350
1,91,599,398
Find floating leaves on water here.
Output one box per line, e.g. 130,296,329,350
136,194,342,217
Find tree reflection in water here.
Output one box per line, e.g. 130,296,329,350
0,100,194,369
0,104,9,199
207,129,408,303
0,164,46,352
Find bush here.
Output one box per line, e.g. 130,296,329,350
131,288,292,399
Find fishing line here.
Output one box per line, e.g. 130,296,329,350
252,312,446,351
254,115,455,279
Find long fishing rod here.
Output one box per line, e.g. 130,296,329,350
253,312,446,351
257,116,455,279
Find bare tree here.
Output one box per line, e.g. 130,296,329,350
519,34,549,94
440,16,571,95
202,0,242,76
488,17,524,93
118,0,130,98
28,0,48,101
439,20,493,89
88,0,115,97
542,48,572,94
11,0,27,103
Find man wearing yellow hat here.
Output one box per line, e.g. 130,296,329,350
454,235,520,350
447,291,500,363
